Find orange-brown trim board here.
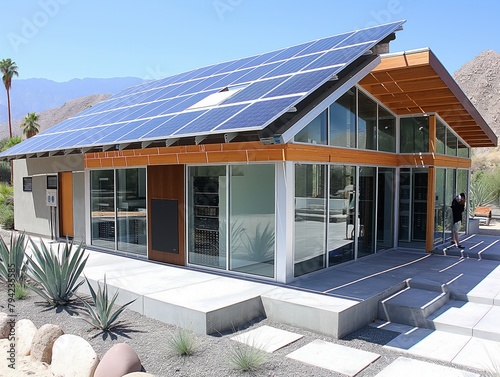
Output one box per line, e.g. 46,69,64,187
84,142,471,169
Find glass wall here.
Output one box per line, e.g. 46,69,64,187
187,164,276,277
229,165,275,278
91,170,115,249
377,168,395,252
358,91,377,150
436,119,446,154
358,167,376,257
188,166,227,269
90,168,147,255
295,163,395,274
446,129,457,156
330,89,356,148
400,117,429,153
378,107,396,152
445,168,455,242
294,164,327,277
295,111,327,145
434,168,446,244
116,169,147,254
328,165,355,266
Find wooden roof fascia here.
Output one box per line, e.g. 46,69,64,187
427,50,497,146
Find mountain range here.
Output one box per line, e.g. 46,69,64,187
0,77,144,139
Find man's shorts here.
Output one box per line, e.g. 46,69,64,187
452,221,461,232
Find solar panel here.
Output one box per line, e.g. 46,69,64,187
140,111,207,140
216,96,301,131
116,116,174,142
223,77,288,104
1,20,406,157
172,104,248,136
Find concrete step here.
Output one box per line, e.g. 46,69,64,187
426,300,500,341
378,287,450,327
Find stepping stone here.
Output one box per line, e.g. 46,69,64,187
231,325,303,353
374,356,480,376
286,339,379,376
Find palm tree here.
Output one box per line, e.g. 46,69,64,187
20,112,40,138
0,59,19,138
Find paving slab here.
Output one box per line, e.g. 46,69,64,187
374,356,480,377
473,305,500,341
231,325,303,353
427,300,492,336
286,339,380,376
453,337,500,373
384,329,470,362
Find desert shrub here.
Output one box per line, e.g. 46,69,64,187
0,232,28,285
228,343,266,372
77,275,136,331
27,238,88,306
168,329,198,356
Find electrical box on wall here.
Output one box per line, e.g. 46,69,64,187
46,189,57,207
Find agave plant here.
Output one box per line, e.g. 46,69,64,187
0,232,28,285
243,223,275,262
27,238,88,306
77,275,136,331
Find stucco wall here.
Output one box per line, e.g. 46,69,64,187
13,155,85,240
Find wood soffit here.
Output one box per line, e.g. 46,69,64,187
359,49,497,148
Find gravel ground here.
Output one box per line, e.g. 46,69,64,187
0,229,491,376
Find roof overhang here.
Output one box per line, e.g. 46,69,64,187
359,48,497,148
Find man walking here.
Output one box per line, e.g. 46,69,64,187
451,193,466,248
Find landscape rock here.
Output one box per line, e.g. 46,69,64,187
0,312,13,339
94,342,142,377
123,373,156,377
31,323,64,363
15,318,37,356
51,334,99,377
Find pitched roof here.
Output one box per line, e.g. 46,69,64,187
1,21,405,159
359,48,497,147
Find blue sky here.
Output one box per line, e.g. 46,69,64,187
0,0,498,82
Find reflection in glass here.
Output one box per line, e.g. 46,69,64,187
436,119,446,154
295,110,327,145
294,164,326,277
116,168,147,255
378,107,396,152
445,168,455,243
330,88,356,148
91,170,115,249
358,91,377,150
446,129,457,156
328,165,355,266
358,167,376,257
377,168,394,252
400,117,429,153
434,168,445,244
229,165,275,278
188,166,227,269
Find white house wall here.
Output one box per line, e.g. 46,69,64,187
13,155,85,240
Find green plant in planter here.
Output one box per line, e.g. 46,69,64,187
77,275,136,331
27,238,88,306
243,223,275,262
0,232,28,285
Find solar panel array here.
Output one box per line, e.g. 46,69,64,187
2,20,405,158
